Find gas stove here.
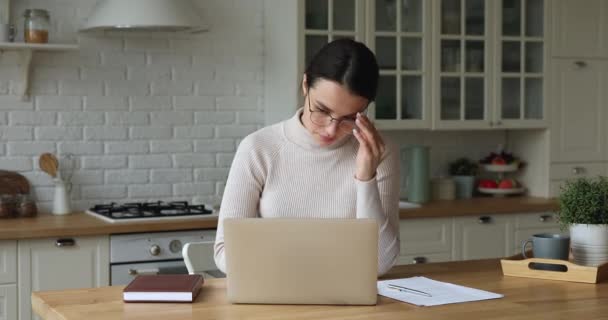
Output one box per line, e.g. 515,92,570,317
86,201,215,223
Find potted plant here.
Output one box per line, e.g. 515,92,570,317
449,158,478,199
557,176,608,266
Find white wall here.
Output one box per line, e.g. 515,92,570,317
0,0,264,211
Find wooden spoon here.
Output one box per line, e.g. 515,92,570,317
39,153,59,178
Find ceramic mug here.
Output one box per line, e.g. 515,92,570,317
522,233,570,260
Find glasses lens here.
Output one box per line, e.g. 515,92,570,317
310,111,331,126
338,120,356,133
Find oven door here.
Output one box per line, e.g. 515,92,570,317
111,260,188,285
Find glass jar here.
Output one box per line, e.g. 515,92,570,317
17,194,38,218
23,9,50,43
0,195,17,219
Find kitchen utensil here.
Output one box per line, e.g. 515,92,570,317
39,153,59,178
0,170,30,194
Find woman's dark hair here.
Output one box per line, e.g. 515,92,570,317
305,39,379,102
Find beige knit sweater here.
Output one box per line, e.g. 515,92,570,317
214,108,401,276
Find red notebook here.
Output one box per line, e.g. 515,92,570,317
123,274,204,303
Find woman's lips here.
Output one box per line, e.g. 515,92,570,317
319,135,335,144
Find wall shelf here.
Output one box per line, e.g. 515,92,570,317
0,42,79,100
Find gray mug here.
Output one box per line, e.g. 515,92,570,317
522,233,570,260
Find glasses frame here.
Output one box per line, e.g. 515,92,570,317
307,92,369,134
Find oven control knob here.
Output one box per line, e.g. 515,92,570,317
149,244,161,256
169,240,182,253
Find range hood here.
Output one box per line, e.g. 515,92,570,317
80,0,208,33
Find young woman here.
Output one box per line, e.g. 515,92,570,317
214,39,400,276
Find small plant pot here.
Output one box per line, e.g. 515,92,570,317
570,224,608,266
452,175,475,199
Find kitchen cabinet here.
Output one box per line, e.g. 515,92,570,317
552,0,608,58
0,241,16,284
0,284,17,320
396,211,560,265
18,236,109,320
453,214,513,260
550,59,607,163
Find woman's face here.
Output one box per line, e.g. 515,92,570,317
301,78,369,147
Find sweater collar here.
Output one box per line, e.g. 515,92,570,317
283,108,353,150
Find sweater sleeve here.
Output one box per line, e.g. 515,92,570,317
355,141,401,276
213,136,266,274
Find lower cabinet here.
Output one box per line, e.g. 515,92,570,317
397,212,560,265
0,284,17,320
17,236,109,320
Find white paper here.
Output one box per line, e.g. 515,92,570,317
378,276,503,307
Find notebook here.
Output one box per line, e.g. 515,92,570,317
123,274,204,302
378,276,503,307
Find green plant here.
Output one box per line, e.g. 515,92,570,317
557,176,608,229
449,158,478,176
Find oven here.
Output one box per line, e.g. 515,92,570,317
109,229,224,285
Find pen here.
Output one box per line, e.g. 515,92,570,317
387,284,433,297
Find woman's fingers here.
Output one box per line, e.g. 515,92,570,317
353,128,370,154
356,113,383,157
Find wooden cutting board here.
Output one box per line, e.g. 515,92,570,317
0,170,30,195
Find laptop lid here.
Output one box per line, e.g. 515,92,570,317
224,218,378,305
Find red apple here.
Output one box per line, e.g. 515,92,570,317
498,179,517,189
479,179,498,188
491,156,506,165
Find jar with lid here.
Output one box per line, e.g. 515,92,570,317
17,194,38,218
23,9,50,43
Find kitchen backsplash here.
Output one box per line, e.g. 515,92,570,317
0,0,264,212
0,0,505,212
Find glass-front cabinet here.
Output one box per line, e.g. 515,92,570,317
369,0,431,129
434,0,490,129
300,0,547,130
496,0,546,128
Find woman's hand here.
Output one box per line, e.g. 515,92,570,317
353,113,385,181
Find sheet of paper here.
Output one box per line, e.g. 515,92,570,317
378,276,503,307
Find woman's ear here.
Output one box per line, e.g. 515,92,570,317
301,74,308,97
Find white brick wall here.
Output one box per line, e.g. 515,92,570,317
0,0,502,213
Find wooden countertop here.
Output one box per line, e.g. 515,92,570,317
0,197,558,240
32,258,608,320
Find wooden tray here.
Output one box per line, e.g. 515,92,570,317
501,254,608,283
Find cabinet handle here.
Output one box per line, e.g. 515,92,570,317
572,167,585,175
574,61,587,68
489,121,494,127
496,121,502,126
55,238,76,247
539,214,552,222
412,257,427,264
128,268,160,276
478,216,492,224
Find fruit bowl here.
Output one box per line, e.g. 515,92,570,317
482,163,519,172
478,187,525,196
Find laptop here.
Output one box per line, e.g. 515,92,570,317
223,218,378,305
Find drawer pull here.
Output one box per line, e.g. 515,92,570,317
572,167,585,175
478,216,492,224
412,257,427,264
539,214,552,222
574,61,587,68
55,238,75,247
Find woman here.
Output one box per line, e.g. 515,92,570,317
214,39,400,276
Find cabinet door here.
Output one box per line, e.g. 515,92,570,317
0,241,16,285
371,0,432,129
18,236,109,320
512,212,562,255
0,284,17,320
496,0,546,128
453,215,513,260
552,0,608,58
433,0,491,129
551,59,607,162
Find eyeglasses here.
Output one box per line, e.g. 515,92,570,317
307,93,366,134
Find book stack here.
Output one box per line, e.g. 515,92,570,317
123,274,204,303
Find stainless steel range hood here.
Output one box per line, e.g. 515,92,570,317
80,0,209,33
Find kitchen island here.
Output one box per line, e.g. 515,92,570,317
32,258,608,320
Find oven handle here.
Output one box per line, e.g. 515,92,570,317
128,268,159,276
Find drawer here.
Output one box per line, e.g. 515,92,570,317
550,163,606,180
0,241,17,284
514,212,559,229
0,284,17,320
396,252,452,266
399,218,452,255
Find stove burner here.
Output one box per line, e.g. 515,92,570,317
89,201,213,220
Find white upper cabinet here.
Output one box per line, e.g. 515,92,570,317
369,0,432,129
552,0,608,58
550,59,607,162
